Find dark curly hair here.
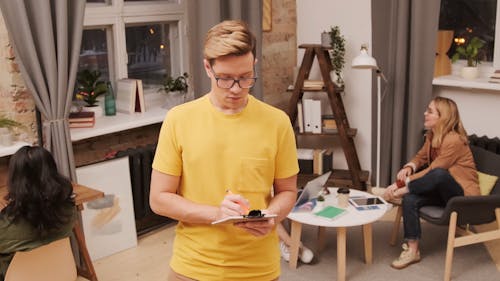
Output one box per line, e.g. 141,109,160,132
2,146,75,235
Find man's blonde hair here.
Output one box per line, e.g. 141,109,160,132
431,96,468,147
204,20,256,65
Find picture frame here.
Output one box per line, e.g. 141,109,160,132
263,0,272,31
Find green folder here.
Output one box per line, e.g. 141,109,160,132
314,206,346,220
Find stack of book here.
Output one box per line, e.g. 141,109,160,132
303,80,325,90
69,111,95,128
297,148,333,175
322,115,337,133
488,70,500,83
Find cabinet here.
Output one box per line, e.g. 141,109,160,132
288,44,368,190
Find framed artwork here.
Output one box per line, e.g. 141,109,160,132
263,0,272,31
76,157,137,261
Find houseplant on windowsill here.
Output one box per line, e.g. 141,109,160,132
160,72,189,109
451,36,485,80
75,69,108,116
0,115,23,146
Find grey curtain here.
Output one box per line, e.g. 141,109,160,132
187,0,263,100
372,0,441,186
0,0,85,180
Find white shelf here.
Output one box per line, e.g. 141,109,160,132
70,106,168,142
433,75,500,91
0,141,31,157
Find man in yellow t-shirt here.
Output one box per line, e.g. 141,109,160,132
150,20,299,281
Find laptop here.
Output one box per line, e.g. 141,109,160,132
293,171,332,211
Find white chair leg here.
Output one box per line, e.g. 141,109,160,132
444,212,458,281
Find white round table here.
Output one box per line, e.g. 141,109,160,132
287,188,390,281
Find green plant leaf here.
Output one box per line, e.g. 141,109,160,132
161,72,189,94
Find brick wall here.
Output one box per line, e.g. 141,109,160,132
0,2,298,183
262,0,297,111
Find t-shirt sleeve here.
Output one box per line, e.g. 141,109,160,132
274,116,299,179
152,110,183,176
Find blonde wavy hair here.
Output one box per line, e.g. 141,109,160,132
431,96,468,147
203,20,256,65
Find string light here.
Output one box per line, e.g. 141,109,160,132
454,37,466,45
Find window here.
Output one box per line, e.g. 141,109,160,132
440,0,497,62
79,0,189,92
439,0,500,72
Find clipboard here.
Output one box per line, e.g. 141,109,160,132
211,213,277,225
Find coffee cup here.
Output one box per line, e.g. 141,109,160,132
337,187,350,208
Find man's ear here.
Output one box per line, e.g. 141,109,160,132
203,59,212,78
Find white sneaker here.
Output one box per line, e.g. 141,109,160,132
299,246,314,263
280,241,290,262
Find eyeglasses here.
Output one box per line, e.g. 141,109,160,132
210,66,257,89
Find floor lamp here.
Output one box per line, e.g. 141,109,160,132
352,44,387,188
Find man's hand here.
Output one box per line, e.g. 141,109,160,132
214,192,250,222
234,217,275,236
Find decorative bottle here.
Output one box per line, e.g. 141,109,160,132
105,81,116,116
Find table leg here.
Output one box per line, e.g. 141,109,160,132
289,220,302,269
317,226,326,255
362,223,373,264
337,227,346,281
73,218,98,281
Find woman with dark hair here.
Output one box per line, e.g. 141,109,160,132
0,146,76,279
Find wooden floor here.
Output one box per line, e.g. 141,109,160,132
77,208,500,281
76,224,175,281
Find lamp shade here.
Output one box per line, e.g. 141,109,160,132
352,46,378,69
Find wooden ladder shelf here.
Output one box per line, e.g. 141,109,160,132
288,44,368,190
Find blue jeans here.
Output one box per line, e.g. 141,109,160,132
402,168,464,240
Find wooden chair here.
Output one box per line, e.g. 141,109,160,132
5,237,77,281
390,144,500,281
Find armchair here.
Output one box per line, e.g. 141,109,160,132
390,141,500,281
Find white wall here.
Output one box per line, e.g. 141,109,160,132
435,86,500,138
297,0,373,172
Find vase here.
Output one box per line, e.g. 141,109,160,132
461,66,479,80
321,31,331,48
82,104,103,118
105,82,116,116
434,30,454,77
162,92,186,110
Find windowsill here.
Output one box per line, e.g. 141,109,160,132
432,75,500,91
70,106,168,142
0,141,31,158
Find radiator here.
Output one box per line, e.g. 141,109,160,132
469,134,500,154
116,144,174,235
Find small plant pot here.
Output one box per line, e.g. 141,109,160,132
0,128,13,146
163,92,186,110
461,66,479,80
321,32,331,48
82,104,103,118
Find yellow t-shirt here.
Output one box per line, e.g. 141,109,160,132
152,94,299,280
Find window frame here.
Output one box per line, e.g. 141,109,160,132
82,0,189,92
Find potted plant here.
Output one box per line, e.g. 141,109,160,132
328,26,346,86
451,36,485,79
160,72,189,109
75,69,108,108
0,115,23,146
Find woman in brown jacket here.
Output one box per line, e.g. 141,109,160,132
383,96,480,269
